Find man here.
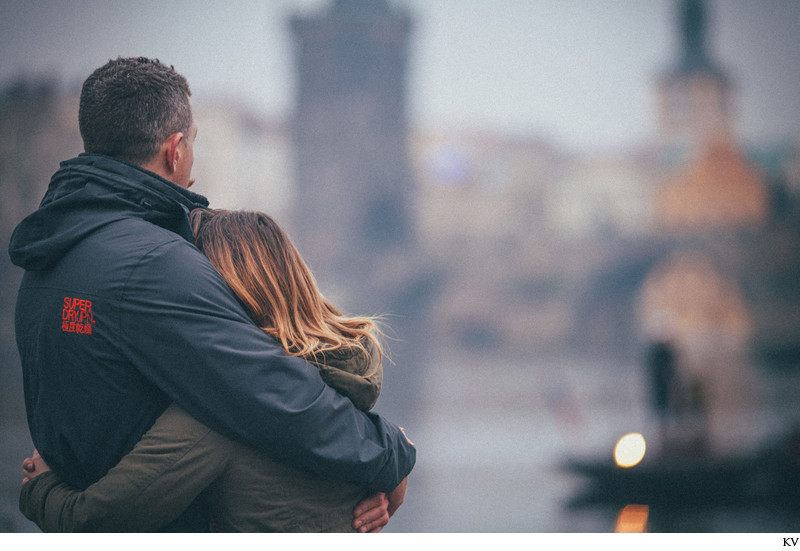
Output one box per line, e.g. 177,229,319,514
9,57,414,532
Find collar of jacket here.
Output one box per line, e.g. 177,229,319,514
8,153,210,271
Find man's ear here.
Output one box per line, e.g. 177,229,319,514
164,132,184,174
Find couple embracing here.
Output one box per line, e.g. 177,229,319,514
9,56,415,533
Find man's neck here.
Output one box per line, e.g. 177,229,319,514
139,157,173,184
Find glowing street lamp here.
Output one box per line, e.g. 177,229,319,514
614,433,647,468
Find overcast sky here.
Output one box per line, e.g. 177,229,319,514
1,0,798,153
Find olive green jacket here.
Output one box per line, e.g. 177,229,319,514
20,340,382,532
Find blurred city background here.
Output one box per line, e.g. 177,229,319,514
2,0,800,533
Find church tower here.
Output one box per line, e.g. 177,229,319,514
289,0,415,289
636,2,776,454
656,0,733,163
653,0,767,231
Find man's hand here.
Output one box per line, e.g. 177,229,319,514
21,449,49,485
352,477,408,533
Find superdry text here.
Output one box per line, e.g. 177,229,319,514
62,297,95,334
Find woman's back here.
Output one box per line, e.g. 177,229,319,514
210,340,380,531
211,436,368,532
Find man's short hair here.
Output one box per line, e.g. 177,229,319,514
79,57,192,165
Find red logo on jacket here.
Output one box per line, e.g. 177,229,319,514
62,297,95,334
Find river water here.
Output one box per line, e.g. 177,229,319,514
383,349,800,533
3,349,799,533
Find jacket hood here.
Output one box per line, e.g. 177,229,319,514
8,153,209,271
309,338,383,411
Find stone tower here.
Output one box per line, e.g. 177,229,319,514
289,1,433,423
289,0,415,291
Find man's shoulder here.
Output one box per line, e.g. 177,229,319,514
90,217,201,264
118,228,213,280
113,221,237,307
72,217,217,301
99,216,187,244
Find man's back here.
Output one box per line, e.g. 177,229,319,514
17,216,183,487
12,154,214,529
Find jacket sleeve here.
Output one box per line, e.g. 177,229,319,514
117,239,415,492
19,403,230,532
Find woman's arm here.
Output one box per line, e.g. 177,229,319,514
19,404,231,532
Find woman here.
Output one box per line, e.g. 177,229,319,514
19,209,408,532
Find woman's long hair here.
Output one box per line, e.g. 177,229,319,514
189,209,382,369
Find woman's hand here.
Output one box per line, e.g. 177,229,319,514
21,449,50,485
